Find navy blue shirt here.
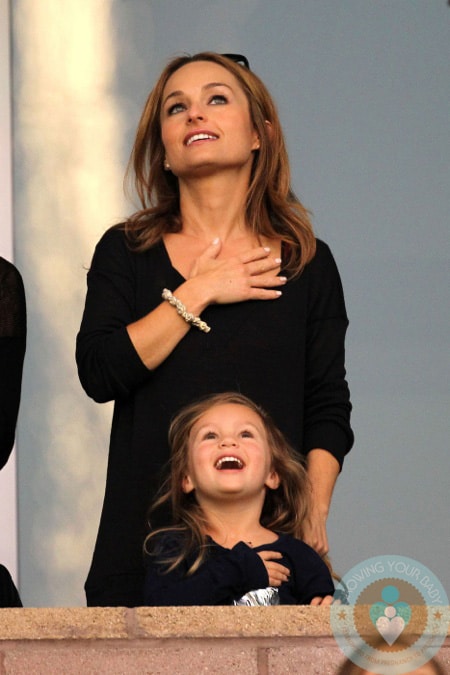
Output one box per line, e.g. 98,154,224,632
144,532,334,606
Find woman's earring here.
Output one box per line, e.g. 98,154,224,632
164,159,171,171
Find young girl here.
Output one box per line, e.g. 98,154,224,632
144,392,335,606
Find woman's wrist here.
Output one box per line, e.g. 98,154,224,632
173,278,213,317
161,289,210,333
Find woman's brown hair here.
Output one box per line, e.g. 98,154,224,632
125,52,316,277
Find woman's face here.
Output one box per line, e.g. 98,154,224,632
182,403,279,502
160,61,260,179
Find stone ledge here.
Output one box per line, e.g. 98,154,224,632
1,607,449,641
0,608,448,675
0,606,333,640
134,605,334,638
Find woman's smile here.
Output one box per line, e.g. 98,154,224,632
184,130,219,146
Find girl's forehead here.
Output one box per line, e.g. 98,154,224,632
191,403,264,432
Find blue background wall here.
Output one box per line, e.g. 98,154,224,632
10,0,449,606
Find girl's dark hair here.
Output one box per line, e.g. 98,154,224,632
124,52,316,277
144,392,312,574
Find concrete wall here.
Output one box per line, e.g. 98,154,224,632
5,0,450,606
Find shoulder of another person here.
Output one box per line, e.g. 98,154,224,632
0,257,22,283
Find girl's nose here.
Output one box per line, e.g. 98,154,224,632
220,437,237,447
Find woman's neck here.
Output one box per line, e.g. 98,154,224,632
178,171,250,242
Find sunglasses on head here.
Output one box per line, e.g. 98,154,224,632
221,53,250,69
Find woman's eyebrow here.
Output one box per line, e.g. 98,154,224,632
162,90,183,107
203,82,233,92
163,82,233,107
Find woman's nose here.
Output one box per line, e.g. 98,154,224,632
187,105,205,123
188,114,205,123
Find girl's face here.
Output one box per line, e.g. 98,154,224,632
182,403,279,501
160,60,260,179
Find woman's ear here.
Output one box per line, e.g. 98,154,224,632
264,119,273,138
265,470,280,490
253,120,273,151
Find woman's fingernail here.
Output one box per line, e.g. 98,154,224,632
274,257,282,264
263,247,271,252
212,237,220,245
279,276,287,283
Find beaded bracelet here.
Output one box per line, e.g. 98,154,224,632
162,288,211,333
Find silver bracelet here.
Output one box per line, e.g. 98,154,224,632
162,288,211,333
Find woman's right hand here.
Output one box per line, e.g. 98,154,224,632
126,238,285,371
187,238,286,306
257,550,290,587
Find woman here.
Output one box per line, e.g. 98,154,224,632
76,52,353,607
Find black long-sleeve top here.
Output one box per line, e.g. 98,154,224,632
76,227,352,605
144,532,335,606
0,258,26,470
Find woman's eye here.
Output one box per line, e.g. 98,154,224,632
167,102,185,115
209,94,228,105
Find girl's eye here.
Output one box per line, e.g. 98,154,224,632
209,94,228,105
203,431,217,440
167,102,185,115
240,430,254,438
